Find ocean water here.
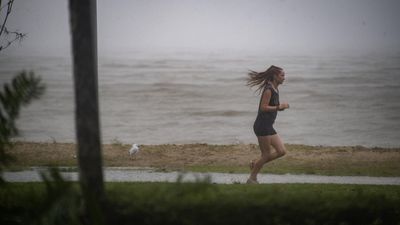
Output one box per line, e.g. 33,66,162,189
1,50,400,147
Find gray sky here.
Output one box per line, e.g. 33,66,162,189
2,0,400,56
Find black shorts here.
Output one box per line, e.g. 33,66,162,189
253,119,277,136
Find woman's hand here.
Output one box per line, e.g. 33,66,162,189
278,102,290,111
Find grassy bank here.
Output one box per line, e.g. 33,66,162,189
6,142,400,176
1,182,400,225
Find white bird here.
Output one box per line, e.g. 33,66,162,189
129,144,140,159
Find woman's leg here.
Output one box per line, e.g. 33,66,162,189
249,136,273,181
270,134,287,157
248,134,286,182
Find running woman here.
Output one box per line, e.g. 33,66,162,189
246,65,289,184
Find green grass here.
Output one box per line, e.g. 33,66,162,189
185,162,400,177
1,182,400,225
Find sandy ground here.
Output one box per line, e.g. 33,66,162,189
6,142,400,176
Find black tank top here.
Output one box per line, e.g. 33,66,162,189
257,83,280,122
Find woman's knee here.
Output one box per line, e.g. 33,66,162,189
276,145,287,157
271,135,286,158
277,150,286,157
260,153,271,163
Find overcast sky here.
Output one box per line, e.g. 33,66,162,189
2,0,400,56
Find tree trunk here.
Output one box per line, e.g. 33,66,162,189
68,0,104,200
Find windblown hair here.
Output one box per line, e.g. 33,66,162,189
246,65,283,94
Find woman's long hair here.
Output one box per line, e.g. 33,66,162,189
246,65,282,94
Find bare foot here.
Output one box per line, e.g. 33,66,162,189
246,178,259,184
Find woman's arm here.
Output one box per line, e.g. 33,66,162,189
260,89,277,112
260,89,289,112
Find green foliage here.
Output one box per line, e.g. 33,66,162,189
0,168,106,225
0,68,106,225
106,183,400,225
34,168,82,225
34,168,103,225
0,169,79,225
0,71,45,138
1,182,400,225
0,70,45,182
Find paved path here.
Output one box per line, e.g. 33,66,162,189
3,167,400,185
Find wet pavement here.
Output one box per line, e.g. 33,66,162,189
3,167,400,185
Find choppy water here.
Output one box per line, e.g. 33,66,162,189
1,50,400,147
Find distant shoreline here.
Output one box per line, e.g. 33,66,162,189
5,142,400,177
